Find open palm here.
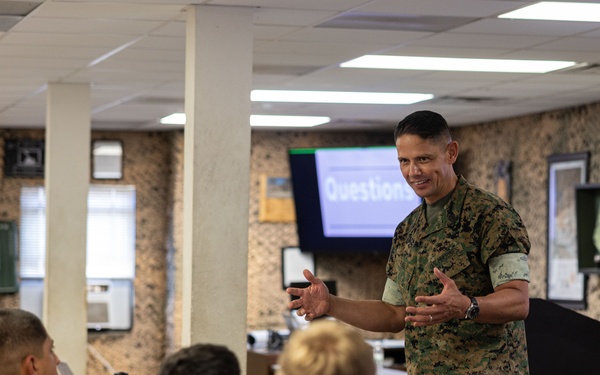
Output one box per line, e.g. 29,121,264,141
286,269,330,321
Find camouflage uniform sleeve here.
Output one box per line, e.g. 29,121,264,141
480,203,531,264
488,253,530,288
382,278,405,306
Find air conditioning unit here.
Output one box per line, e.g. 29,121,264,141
87,279,133,331
20,278,133,331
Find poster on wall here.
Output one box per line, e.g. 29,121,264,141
494,160,511,203
258,175,295,223
547,152,589,309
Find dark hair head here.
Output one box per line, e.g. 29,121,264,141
0,308,48,371
394,110,452,144
158,343,240,375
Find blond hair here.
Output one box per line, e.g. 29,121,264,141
277,320,375,375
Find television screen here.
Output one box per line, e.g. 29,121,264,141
575,184,600,273
289,146,422,253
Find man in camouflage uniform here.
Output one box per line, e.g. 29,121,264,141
288,110,531,374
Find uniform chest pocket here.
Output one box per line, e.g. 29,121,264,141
428,240,472,280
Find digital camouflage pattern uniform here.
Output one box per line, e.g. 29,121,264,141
384,176,530,375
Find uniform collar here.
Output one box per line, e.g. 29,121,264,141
416,175,468,236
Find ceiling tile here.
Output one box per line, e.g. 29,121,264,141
356,0,529,18
451,18,600,37
1,0,600,131
30,2,184,20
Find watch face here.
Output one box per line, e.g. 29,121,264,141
465,296,479,319
466,296,480,319
467,305,480,319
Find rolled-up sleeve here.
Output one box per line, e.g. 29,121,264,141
382,278,405,306
489,253,530,288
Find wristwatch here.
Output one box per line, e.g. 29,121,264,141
464,295,480,320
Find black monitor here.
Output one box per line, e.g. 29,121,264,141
575,184,600,273
288,146,421,254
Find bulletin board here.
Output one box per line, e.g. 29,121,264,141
0,221,18,293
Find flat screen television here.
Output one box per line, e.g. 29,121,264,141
575,184,600,274
289,146,422,253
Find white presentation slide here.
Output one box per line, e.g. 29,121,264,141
315,148,421,237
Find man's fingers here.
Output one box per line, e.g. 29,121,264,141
303,269,317,282
414,295,442,305
406,304,437,316
286,287,302,296
433,267,449,283
288,298,302,309
434,267,459,291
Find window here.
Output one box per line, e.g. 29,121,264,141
20,185,136,279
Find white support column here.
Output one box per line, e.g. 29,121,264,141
182,5,254,371
44,83,90,375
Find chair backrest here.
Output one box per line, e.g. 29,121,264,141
525,298,600,374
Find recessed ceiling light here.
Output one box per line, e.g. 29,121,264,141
340,55,577,74
159,113,330,127
251,90,433,105
499,2,600,22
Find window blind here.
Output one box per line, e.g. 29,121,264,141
20,185,136,279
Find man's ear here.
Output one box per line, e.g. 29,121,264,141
22,354,37,374
446,141,459,163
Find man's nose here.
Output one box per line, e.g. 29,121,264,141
408,162,421,175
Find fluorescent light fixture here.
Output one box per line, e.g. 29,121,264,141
499,2,600,22
159,113,330,127
159,112,186,125
341,55,576,74
251,90,433,105
251,115,330,127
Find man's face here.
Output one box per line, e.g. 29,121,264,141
36,337,60,375
395,134,458,205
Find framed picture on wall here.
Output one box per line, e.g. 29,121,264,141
547,152,589,309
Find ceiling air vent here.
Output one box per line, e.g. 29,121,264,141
315,12,476,32
253,64,321,76
126,97,183,106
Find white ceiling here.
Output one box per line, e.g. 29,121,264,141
1,0,600,132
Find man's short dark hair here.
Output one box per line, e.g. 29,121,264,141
0,308,49,372
394,110,452,144
158,343,240,375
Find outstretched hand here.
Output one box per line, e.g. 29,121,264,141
404,267,469,326
286,269,330,321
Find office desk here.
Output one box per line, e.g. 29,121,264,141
247,350,279,375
